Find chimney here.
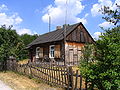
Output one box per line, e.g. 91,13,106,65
63,24,69,29
56,26,61,30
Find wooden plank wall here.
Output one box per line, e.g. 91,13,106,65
65,42,84,65
66,24,94,43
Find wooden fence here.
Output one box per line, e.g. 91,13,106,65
7,60,85,90
0,61,4,71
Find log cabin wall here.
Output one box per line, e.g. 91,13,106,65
65,24,94,65
66,24,94,43
29,41,63,62
29,24,94,64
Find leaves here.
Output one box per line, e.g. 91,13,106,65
100,5,120,25
79,26,120,90
0,28,22,61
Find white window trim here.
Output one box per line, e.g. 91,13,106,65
49,45,55,58
36,47,40,58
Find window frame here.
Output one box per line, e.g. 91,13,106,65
36,47,40,58
49,45,55,58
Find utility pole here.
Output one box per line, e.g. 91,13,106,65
64,0,68,65
48,13,51,32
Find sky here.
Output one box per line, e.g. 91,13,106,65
0,0,119,39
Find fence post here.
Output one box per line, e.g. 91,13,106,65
85,77,88,90
7,56,16,71
74,70,78,89
80,75,82,90
68,66,73,90
29,64,33,78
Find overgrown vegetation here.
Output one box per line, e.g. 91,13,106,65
0,26,38,62
19,34,38,60
79,4,120,90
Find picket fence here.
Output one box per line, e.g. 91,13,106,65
7,61,85,90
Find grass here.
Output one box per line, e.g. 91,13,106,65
18,60,85,89
0,71,64,90
18,59,29,64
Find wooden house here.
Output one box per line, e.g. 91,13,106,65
27,22,94,65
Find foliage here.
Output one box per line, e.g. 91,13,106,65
19,34,38,60
80,26,120,90
0,26,38,61
95,27,120,90
100,4,120,25
80,4,120,90
0,27,23,61
20,34,38,46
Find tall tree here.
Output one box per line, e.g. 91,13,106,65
100,4,120,25
19,34,38,60
0,27,23,61
80,4,120,90
20,34,38,46
0,27,24,70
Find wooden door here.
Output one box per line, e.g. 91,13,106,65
69,49,73,64
78,50,82,61
73,47,78,64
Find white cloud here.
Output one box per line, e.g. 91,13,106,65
91,0,113,16
42,0,87,25
91,0,120,17
99,21,114,28
0,4,34,35
93,32,101,39
17,28,38,35
112,0,120,10
17,28,32,35
91,0,120,28
0,13,23,27
84,13,89,18
0,4,8,11
0,5,23,27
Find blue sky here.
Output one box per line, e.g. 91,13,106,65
0,0,119,39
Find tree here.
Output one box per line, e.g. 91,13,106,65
80,27,120,90
95,27,120,90
80,4,120,90
19,34,38,59
20,34,38,46
100,4,120,25
79,44,96,89
0,26,38,62
0,27,23,60
0,27,23,70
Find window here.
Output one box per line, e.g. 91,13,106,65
80,31,85,42
49,45,55,58
36,47,40,58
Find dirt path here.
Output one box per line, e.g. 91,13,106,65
0,80,13,90
0,71,64,90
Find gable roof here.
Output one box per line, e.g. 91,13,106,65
27,22,94,48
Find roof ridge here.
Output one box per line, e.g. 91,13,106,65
27,22,81,48
39,22,81,36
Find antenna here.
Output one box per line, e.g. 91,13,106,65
64,0,68,42
64,0,68,65
48,13,51,32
